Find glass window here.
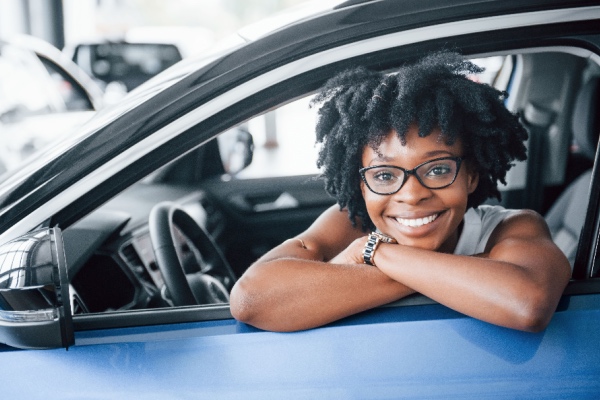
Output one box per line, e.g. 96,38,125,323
221,95,322,179
223,56,509,181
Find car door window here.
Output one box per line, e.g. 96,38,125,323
219,95,322,179
43,49,599,325
220,56,508,181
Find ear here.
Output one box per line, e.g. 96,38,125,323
465,163,479,194
466,166,479,194
360,179,367,198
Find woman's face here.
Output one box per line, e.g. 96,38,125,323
360,126,478,252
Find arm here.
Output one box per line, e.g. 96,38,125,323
229,205,414,331
371,210,571,332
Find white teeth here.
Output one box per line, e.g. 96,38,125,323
396,214,438,228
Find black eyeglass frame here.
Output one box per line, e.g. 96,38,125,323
359,156,464,195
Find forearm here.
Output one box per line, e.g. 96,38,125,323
230,257,413,331
374,242,568,331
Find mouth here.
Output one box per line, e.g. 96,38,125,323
395,213,440,228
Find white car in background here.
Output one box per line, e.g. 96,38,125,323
0,35,103,174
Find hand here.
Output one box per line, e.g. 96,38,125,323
329,236,368,265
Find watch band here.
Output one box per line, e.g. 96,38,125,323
362,233,380,266
362,231,397,266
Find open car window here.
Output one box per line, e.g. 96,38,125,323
221,56,510,181
54,48,599,322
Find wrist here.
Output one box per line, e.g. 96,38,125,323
362,231,396,267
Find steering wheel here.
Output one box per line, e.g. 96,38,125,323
148,201,236,306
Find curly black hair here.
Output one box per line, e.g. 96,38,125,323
311,51,528,231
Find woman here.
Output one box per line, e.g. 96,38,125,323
229,51,571,332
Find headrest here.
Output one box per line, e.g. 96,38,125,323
572,76,600,161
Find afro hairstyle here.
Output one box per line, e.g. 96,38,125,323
311,50,528,231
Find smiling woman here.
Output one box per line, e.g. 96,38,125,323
229,51,572,333
359,128,477,253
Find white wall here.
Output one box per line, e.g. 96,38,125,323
0,0,28,38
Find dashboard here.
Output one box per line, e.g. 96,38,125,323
64,182,223,314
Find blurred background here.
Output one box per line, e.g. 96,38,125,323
0,0,313,175
0,0,503,178
1,0,307,49
0,0,308,95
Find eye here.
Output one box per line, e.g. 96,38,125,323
369,168,401,185
424,163,452,178
373,171,395,181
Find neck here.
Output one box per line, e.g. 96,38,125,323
438,221,463,254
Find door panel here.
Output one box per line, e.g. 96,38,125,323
2,294,599,398
203,174,335,276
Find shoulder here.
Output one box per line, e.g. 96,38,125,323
470,204,521,223
485,208,571,279
498,209,549,236
485,207,551,251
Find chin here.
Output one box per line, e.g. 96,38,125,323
396,237,444,252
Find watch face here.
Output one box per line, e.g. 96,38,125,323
373,232,397,244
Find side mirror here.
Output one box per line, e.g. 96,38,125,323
220,127,254,176
0,228,73,349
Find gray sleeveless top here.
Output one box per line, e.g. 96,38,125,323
453,205,519,255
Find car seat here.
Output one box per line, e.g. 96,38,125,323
544,76,599,268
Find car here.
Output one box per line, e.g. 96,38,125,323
0,34,103,174
1,0,600,397
66,26,215,99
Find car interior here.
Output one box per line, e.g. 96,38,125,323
60,47,600,316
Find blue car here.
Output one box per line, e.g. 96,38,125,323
1,0,600,397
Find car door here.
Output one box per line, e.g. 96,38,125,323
1,2,600,398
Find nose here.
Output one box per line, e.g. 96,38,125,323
392,173,432,204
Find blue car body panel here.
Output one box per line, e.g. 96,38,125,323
2,295,599,398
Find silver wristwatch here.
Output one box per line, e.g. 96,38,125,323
362,231,396,266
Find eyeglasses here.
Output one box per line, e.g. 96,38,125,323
359,156,463,195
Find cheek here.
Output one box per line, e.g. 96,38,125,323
361,182,384,203
361,184,386,215
450,177,474,209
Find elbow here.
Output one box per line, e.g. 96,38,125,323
514,310,550,333
229,266,299,332
229,277,259,325
511,291,555,333
229,278,294,332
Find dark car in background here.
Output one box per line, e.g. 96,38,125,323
70,41,182,92
66,27,214,101
1,0,600,398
